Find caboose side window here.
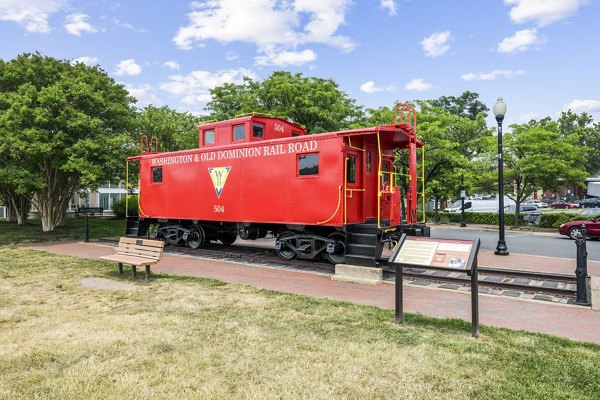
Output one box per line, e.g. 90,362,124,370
204,129,215,145
233,124,245,141
252,123,264,138
366,152,372,173
292,131,301,137
346,156,357,184
152,166,162,183
298,153,319,176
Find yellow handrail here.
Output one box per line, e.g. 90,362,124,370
344,157,348,224
376,132,382,229
421,146,426,222
347,136,365,152
317,186,342,225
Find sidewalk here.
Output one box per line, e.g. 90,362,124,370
23,240,600,344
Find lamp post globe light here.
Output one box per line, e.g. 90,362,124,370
494,97,509,256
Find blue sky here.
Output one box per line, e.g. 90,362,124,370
1,0,599,128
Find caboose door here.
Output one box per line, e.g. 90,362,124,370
344,150,362,223
363,145,378,219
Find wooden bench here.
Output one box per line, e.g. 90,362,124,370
100,237,164,279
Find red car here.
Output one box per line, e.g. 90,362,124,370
558,216,600,239
551,200,579,209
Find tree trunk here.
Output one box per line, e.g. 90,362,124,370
514,200,521,228
6,202,17,223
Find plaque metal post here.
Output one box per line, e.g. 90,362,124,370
395,264,403,324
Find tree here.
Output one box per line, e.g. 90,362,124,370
0,53,135,231
135,105,201,152
557,110,600,176
206,71,364,133
476,120,587,226
429,91,489,120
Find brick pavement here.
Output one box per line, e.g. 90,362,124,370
23,240,600,344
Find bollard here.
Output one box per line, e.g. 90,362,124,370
574,224,591,306
84,213,90,243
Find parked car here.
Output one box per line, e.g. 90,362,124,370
523,199,548,208
444,198,515,213
504,204,539,213
580,208,600,216
551,200,579,209
580,198,600,208
559,216,600,240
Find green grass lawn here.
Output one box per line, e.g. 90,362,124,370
0,217,125,245
0,247,599,399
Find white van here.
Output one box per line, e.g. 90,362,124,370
444,198,515,213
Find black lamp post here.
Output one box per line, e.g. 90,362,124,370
460,174,467,227
494,97,508,256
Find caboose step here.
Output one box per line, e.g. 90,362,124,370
347,243,378,257
346,232,376,246
344,254,379,268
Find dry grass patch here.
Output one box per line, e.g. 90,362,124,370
0,247,599,399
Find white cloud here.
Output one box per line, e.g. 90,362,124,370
225,51,238,61
71,56,99,66
0,0,66,33
504,0,585,26
164,60,181,70
461,69,524,81
359,81,393,94
112,18,146,32
126,84,162,108
380,0,397,16
562,99,600,113
421,31,451,57
255,49,317,66
160,68,256,106
497,29,545,54
64,13,97,36
115,59,142,76
405,78,432,92
173,0,354,63
517,112,538,122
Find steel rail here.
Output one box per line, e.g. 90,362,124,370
98,238,577,297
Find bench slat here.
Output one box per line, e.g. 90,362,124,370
115,251,159,261
116,245,162,258
119,237,164,249
100,254,160,266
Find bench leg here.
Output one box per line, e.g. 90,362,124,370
118,262,123,275
145,265,151,280
132,265,137,278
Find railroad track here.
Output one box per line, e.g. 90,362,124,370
98,238,578,300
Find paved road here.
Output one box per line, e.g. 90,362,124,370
430,227,600,261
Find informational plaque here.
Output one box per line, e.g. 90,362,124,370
390,234,481,338
391,237,477,273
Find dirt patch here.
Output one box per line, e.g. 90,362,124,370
79,277,137,291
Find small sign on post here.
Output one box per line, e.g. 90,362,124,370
390,235,481,338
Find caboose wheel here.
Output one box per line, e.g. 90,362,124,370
275,231,297,260
186,225,205,249
325,232,346,264
219,231,237,246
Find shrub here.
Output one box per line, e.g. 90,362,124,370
111,196,138,219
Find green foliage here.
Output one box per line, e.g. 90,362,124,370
475,119,587,226
0,53,135,231
557,110,600,176
206,71,364,133
111,196,138,219
135,105,201,152
538,213,589,229
426,211,588,229
428,91,489,120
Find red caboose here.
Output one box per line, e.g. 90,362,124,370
127,105,427,266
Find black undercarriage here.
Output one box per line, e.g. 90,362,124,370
127,217,429,266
